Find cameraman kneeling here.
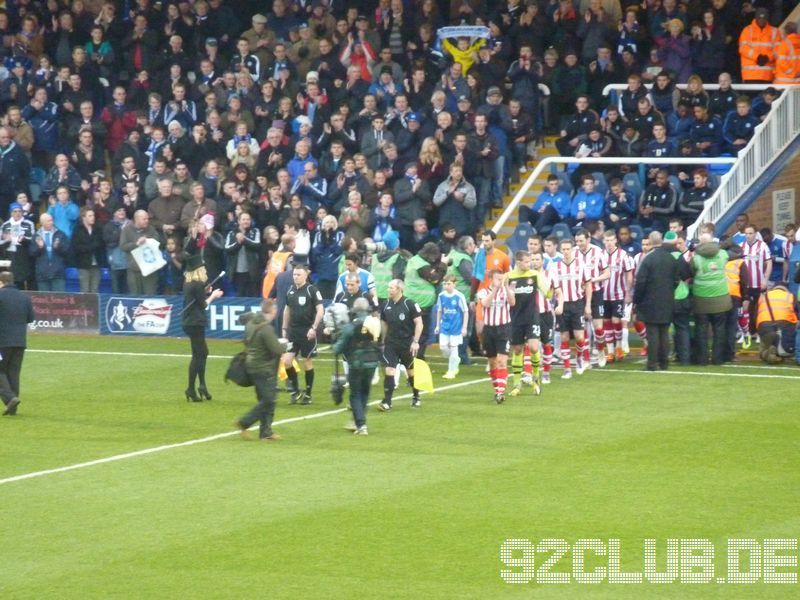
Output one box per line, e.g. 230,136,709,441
332,298,382,436
755,283,798,364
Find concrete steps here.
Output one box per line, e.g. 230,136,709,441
487,136,560,245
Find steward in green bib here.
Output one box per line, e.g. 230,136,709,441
666,231,693,365
404,242,448,359
690,233,732,365
370,231,408,303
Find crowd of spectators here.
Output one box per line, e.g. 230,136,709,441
0,0,796,298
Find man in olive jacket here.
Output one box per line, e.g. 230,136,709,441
633,231,680,371
235,298,287,441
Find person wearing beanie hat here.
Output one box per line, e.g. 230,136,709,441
182,252,224,402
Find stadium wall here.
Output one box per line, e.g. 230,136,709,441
722,141,800,236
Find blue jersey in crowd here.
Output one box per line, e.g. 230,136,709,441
436,290,468,335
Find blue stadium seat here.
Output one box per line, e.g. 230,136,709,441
623,172,643,198
506,222,534,255
592,172,608,196
628,224,645,242
550,223,572,242
65,268,80,293
667,175,683,193
555,171,573,195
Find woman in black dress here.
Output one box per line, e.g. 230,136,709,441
182,254,224,401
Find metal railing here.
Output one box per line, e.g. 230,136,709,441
491,156,737,234
684,86,800,238
601,82,794,96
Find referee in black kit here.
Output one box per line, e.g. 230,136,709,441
281,263,324,404
378,279,423,411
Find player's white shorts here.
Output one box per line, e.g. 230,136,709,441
439,334,463,348
622,302,633,322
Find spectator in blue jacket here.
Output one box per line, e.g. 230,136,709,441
722,96,759,156
310,214,343,299
31,213,70,291
604,178,638,229
21,88,59,164
47,185,80,238
689,105,723,157
568,174,605,229
525,174,572,233
41,153,83,198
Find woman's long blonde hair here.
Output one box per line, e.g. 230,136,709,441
418,137,442,165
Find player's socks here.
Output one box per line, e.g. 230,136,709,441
448,348,460,373
286,366,299,391
579,340,590,363
634,321,647,342
496,367,508,395
531,349,541,378
621,323,630,352
383,377,395,405
595,326,606,353
543,343,553,374
511,352,523,383
408,375,418,399
523,346,532,376
739,312,750,333
489,368,498,393
604,319,614,348
613,322,623,351
304,369,314,394
560,340,571,370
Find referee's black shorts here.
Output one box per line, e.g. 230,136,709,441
288,328,318,358
382,342,414,369
558,300,586,333
483,323,511,358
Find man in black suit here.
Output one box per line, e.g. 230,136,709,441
633,231,680,371
0,271,35,415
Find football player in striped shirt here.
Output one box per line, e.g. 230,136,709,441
602,230,634,363
741,224,772,337
576,229,610,367
531,250,562,384
434,275,469,379
507,251,542,397
627,236,652,356
553,239,592,379
478,269,515,403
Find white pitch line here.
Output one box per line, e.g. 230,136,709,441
27,348,469,366
597,369,800,380
721,364,800,371
0,377,489,487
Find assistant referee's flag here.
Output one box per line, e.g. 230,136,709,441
412,358,434,394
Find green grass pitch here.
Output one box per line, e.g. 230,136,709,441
1,333,799,598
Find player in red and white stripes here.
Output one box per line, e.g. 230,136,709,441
575,230,610,367
552,239,592,379
531,250,562,385
602,230,634,363
741,224,772,335
627,236,652,356
478,269,515,403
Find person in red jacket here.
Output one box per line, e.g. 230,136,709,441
100,86,138,153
